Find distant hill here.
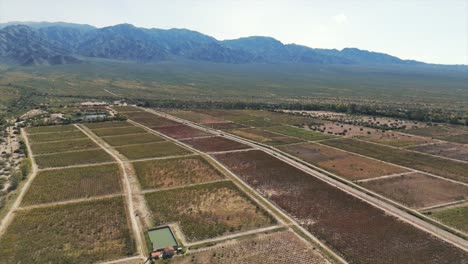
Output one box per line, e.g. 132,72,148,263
0,21,456,66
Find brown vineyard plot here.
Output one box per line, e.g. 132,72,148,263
214,150,468,264
181,136,251,152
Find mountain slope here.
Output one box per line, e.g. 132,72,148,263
0,25,79,66
0,22,438,66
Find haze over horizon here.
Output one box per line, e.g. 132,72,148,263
1,0,467,65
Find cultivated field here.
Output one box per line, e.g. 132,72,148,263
144,181,274,242
34,149,114,168
168,231,328,264
322,138,468,183
124,111,179,127
84,121,133,129
133,156,223,189
181,136,251,152
230,128,302,145
279,143,408,180
154,124,211,139
214,150,467,263
115,141,190,160
407,142,468,162
101,133,164,146
0,197,136,263
356,131,433,147
360,173,468,209
28,130,87,143
194,109,278,127
203,122,248,130
163,110,225,124
430,206,468,233
405,125,468,144
22,164,122,205
30,138,98,154
91,126,147,137
266,125,335,141
111,106,142,112
26,124,78,134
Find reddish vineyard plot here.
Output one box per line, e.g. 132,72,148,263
181,136,251,152
22,164,122,205
408,142,468,162
153,124,211,139
203,122,248,130
214,150,467,264
360,173,468,209
170,231,328,264
125,111,179,127
230,128,303,145
279,143,407,180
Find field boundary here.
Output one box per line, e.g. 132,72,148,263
75,124,148,257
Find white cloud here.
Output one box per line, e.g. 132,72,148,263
332,14,348,24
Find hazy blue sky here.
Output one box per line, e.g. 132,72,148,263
1,0,466,64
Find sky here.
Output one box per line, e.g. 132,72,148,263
1,0,466,64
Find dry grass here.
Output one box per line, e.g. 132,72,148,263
133,156,223,189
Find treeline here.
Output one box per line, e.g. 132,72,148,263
138,99,467,125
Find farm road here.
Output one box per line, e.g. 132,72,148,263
76,124,149,257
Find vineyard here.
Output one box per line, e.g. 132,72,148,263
124,111,179,127
181,136,251,152
101,133,164,146
91,126,147,137
22,164,122,205
133,156,223,189
279,142,407,180
322,138,468,183
430,206,468,233
84,121,133,129
360,172,468,209
34,148,114,168
407,142,468,162
0,197,136,263
154,124,211,139
28,130,87,143
115,141,190,160
230,128,302,145
26,124,78,134
169,231,328,264
144,181,275,242
30,138,98,154
214,150,468,263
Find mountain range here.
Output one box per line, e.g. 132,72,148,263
0,21,433,66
